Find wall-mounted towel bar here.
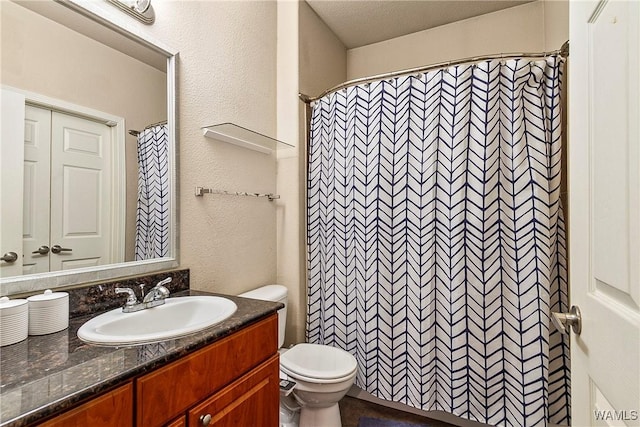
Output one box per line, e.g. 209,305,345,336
195,187,280,201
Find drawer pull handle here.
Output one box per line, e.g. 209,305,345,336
200,413,212,426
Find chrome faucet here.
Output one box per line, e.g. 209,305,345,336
115,277,172,313
143,277,172,303
115,287,138,309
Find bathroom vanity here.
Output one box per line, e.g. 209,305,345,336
0,291,281,427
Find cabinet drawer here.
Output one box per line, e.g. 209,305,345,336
188,355,279,427
39,383,133,427
137,314,278,427
165,416,186,427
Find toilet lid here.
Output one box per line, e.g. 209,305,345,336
280,343,357,380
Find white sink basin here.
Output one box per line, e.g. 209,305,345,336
77,296,237,346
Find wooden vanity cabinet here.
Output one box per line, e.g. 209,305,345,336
137,314,279,427
165,416,187,427
188,356,279,427
35,314,278,427
39,383,133,427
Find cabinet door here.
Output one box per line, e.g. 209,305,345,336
137,314,278,426
188,355,279,427
165,416,186,427
39,383,133,427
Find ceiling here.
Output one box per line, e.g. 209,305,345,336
305,0,535,49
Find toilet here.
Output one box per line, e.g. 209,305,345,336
239,285,357,427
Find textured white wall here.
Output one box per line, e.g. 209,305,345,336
152,1,278,294
109,1,279,294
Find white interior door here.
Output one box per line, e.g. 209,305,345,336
22,105,51,275
569,1,640,425
0,89,25,277
50,111,112,271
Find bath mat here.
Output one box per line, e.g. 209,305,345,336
357,416,430,427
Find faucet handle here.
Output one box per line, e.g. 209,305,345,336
155,277,172,288
115,287,138,306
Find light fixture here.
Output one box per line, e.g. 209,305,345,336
106,0,155,24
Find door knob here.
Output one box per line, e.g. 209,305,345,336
199,414,212,426
551,305,582,335
1,252,18,263
32,246,50,255
51,245,72,254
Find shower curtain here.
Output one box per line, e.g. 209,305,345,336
135,123,170,260
307,55,570,427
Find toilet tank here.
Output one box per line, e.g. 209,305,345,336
239,285,287,348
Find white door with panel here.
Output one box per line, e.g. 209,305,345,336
1,98,113,276
49,111,112,271
569,0,640,425
22,105,52,275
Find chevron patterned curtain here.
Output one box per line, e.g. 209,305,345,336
135,124,170,260
307,55,570,427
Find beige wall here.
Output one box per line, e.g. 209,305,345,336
298,2,348,97
544,0,569,50
276,0,347,344
347,1,569,80
347,1,546,80
276,0,301,346
0,1,166,262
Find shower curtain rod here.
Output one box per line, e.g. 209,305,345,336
128,120,168,137
299,40,569,104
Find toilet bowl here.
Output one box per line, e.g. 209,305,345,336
239,285,357,427
281,343,357,426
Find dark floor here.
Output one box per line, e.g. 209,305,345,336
340,396,457,427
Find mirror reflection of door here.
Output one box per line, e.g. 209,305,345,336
25,105,114,274
22,105,51,274
0,89,25,277
1,97,117,276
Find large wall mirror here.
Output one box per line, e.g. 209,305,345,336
0,0,178,295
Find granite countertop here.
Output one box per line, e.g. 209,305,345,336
0,290,282,427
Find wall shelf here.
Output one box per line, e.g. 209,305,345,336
201,123,293,155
